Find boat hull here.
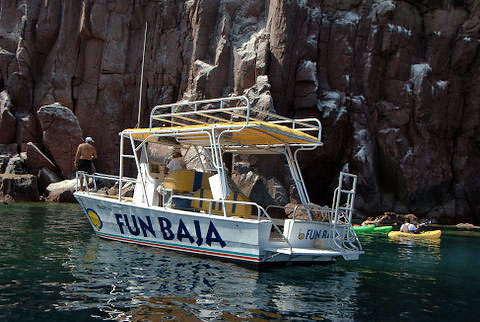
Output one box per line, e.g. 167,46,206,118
74,193,356,264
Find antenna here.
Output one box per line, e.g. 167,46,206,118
136,22,148,128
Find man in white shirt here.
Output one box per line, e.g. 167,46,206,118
164,148,186,174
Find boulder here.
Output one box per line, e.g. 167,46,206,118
231,153,292,206
231,163,289,208
361,212,419,226
25,142,58,175
0,174,40,202
38,168,61,193
46,179,77,202
4,155,27,174
0,155,9,173
285,202,331,222
456,223,474,229
107,181,134,198
37,103,83,178
15,112,41,152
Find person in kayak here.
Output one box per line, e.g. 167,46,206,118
400,218,418,234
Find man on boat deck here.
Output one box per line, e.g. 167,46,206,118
164,148,186,174
74,137,98,191
400,218,418,233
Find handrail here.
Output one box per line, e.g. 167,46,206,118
146,96,322,144
250,109,322,141
167,193,293,251
266,204,332,222
75,171,136,201
75,171,291,250
291,203,332,222
149,96,250,129
146,114,322,143
328,172,362,252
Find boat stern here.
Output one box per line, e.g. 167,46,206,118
260,219,363,263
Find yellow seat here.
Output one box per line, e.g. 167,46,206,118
163,169,213,192
191,189,252,219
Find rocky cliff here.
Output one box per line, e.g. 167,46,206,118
0,0,479,224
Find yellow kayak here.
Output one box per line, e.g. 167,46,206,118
388,230,442,239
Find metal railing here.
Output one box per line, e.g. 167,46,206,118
167,193,293,252
266,203,332,222
75,171,136,201
159,191,292,248
329,172,362,252
76,174,293,252
147,96,322,143
149,96,251,129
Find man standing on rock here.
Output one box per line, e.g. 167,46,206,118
74,137,98,191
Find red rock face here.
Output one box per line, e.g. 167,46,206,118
0,0,479,224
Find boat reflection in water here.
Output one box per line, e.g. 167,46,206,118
57,237,360,320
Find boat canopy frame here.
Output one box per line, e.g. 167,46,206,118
117,96,324,210
148,96,323,145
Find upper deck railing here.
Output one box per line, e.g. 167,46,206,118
148,96,322,143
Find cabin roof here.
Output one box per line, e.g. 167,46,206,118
122,120,322,150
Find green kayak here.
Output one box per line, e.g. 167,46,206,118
373,226,393,234
353,225,375,233
353,225,392,234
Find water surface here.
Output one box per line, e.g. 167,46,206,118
0,203,478,321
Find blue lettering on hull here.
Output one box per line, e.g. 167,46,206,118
114,214,226,248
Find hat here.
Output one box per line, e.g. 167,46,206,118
85,137,94,143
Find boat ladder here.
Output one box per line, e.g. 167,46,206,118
329,172,362,254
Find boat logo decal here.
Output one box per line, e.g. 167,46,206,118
299,229,329,240
87,209,103,230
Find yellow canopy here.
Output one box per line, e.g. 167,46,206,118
122,121,321,147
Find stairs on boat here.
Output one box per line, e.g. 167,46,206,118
329,172,362,253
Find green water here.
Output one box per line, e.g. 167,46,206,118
0,203,478,321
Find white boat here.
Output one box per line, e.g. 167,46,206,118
74,96,363,265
